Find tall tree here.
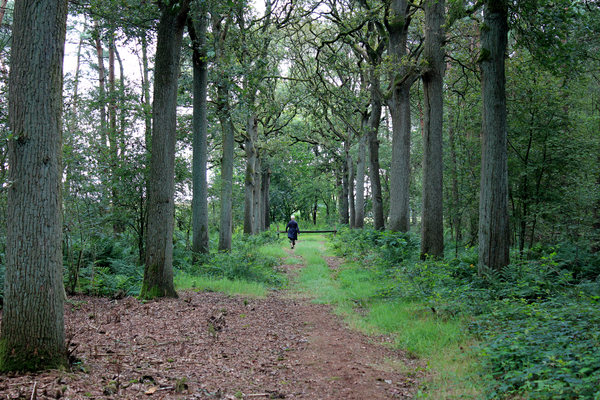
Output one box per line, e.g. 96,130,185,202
478,0,510,272
213,11,236,251
188,5,210,256
367,62,385,230
0,0,68,371
386,0,416,233
141,0,191,299
420,0,445,258
355,113,368,228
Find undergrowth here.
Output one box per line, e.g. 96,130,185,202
181,231,286,289
330,227,600,399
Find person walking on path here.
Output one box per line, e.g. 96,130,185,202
286,215,300,249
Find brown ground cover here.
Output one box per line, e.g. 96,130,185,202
0,253,424,399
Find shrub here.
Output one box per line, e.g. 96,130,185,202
182,235,285,288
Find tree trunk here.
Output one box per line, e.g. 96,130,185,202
139,33,151,263
141,34,152,150
244,112,258,234
340,143,350,225
386,0,413,233
420,0,445,259
1,0,68,371
355,116,368,228
368,67,385,230
93,20,107,135
214,14,235,252
188,10,210,256
114,44,127,153
108,31,123,234
478,0,510,272
348,149,356,229
141,0,190,299
448,113,462,247
253,156,262,234
262,169,271,230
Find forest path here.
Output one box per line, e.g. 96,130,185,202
0,245,422,399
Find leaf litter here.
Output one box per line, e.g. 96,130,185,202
0,259,424,399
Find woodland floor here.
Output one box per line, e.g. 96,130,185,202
0,249,425,399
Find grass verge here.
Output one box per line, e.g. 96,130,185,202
175,274,269,298
291,235,487,398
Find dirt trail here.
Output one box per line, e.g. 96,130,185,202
0,252,423,399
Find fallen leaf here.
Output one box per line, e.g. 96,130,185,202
145,386,158,395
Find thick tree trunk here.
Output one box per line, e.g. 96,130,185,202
1,0,68,371
244,113,258,234
262,169,271,230
253,156,262,234
355,117,368,228
420,0,445,259
340,143,350,225
348,151,356,229
188,11,210,255
448,113,462,246
218,92,235,251
141,0,190,299
386,0,413,233
387,88,412,232
213,14,235,252
368,68,385,230
478,0,510,272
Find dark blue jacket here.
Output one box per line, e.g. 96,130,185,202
286,220,299,240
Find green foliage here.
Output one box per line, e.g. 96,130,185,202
181,231,286,288
330,227,418,268
475,300,600,399
331,231,600,399
65,234,142,297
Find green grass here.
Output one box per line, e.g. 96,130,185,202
175,274,269,298
290,235,487,399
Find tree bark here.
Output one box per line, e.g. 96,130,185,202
478,0,510,272
355,115,368,228
348,148,356,229
1,0,68,371
253,156,262,234
368,67,385,230
141,0,190,299
244,112,258,234
340,143,350,225
141,34,152,150
448,112,462,247
218,87,236,250
188,9,210,256
213,13,235,252
420,0,445,259
386,0,413,233
108,31,123,234
137,32,151,264
262,169,271,230
93,20,107,135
